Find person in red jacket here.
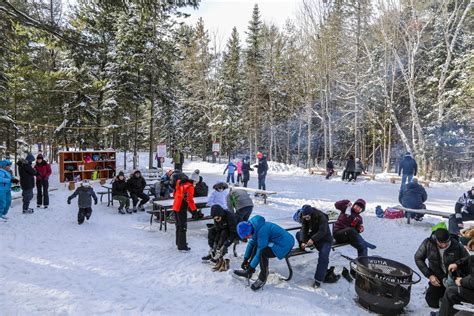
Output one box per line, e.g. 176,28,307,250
333,199,376,257
34,154,52,208
172,173,198,251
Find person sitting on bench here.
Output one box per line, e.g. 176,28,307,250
112,171,131,214
415,226,468,310
233,215,294,291
449,186,474,235
207,182,229,210
333,199,376,257
433,255,474,316
226,187,254,222
399,178,428,221
202,205,238,272
296,205,336,288
126,170,149,212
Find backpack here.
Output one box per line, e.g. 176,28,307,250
375,205,384,218
384,207,404,219
65,164,75,171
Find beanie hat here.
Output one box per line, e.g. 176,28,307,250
412,178,418,184
134,170,141,175
237,221,253,239
36,154,44,160
26,153,35,163
81,180,91,188
434,228,451,243
210,204,226,218
190,169,200,182
118,171,125,177
301,205,313,217
0,160,12,168
353,199,366,212
293,209,302,223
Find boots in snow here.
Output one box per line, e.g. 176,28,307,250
233,269,253,279
126,208,132,214
313,280,321,288
119,207,126,214
250,279,266,291
23,208,34,214
202,249,215,261
324,266,341,283
219,259,230,272
212,258,224,271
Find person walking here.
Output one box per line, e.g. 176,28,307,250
345,155,356,182
17,154,38,214
34,154,52,209
399,152,418,191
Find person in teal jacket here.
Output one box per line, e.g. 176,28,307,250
234,215,294,290
0,160,19,220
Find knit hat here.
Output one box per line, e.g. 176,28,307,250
433,228,451,243
405,152,411,156
134,170,141,175
210,205,226,218
36,154,44,160
117,171,125,177
293,210,302,223
25,153,35,163
237,221,253,239
301,205,313,217
353,199,366,212
0,160,12,168
256,152,263,159
190,169,200,182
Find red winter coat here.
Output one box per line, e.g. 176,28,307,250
172,179,197,212
333,199,365,233
35,162,52,181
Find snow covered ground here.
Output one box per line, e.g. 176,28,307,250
1,154,471,315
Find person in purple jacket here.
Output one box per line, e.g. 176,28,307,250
332,199,376,257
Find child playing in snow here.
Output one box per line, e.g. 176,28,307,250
223,160,237,184
236,160,243,184
67,180,98,225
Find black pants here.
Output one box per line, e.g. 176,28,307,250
346,171,355,181
208,226,229,249
237,174,242,184
175,210,188,250
174,163,182,171
130,192,150,208
258,247,276,282
36,179,49,206
333,227,367,257
354,172,361,181
439,285,474,316
78,207,92,224
425,282,446,308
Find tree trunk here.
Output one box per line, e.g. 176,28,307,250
148,75,155,169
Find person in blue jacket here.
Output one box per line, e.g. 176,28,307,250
399,152,418,191
0,160,19,220
399,178,428,221
223,160,237,184
233,215,294,291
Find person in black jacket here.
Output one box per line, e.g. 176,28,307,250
296,205,334,288
449,186,474,235
435,255,474,316
399,178,428,221
399,152,418,191
325,158,334,179
241,156,253,187
126,170,149,212
202,205,238,271
254,152,268,191
17,154,38,214
112,171,130,214
190,170,207,219
414,228,469,308
345,155,356,182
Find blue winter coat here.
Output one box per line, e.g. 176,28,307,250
399,182,427,209
0,168,12,192
399,155,417,176
224,162,237,174
244,215,294,269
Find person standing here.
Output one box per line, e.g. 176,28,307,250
399,152,418,191
345,155,356,182
254,152,268,191
173,149,182,172
354,158,366,181
241,156,253,187
236,160,243,184
67,180,98,225
223,160,237,184
172,174,197,251
0,160,19,220
449,186,474,235
325,158,334,180
17,154,38,214
34,154,52,209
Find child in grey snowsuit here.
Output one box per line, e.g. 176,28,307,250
67,180,98,225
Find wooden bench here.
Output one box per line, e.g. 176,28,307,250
390,176,430,187
309,168,338,176
391,205,451,224
282,220,350,281
228,185,277,204
148,196,210,231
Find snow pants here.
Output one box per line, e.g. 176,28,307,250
425,282,446,308
78,207,92,225
236,206,253,222
449,212,474,235
333,227,368,257
0,189,12,216
113,195,130,209
325,168,334,179
258,173,266,191
296,231,331,282
208,225,230,249
258,247,276,282
22,188,34,211
226,173,235,184
175,209,188,250
439,285,474,316
237,173,242,184
36,179,49,206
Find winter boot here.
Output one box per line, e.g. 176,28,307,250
119,207,126,215
250,279,266,291
44,206,48,209
37,204,41,208
23,208,34,214
132,207,137,213
202,249,215,261
78,211,85,225
219,259,230,272
324,266,341,283
126,208,132,214
342,267,353,283
313,280,321,288
212,258,224,271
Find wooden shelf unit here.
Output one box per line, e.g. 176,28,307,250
59,150,116,183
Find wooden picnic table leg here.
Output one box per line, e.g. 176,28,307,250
165,208,168,232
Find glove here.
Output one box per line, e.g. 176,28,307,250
358,225,365,233
95,200,98,205
11,178,19,184
241,259,249,270
67,199,71,205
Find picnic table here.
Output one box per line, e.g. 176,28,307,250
228,185,277,204
100,180,159,207
149,196,210,231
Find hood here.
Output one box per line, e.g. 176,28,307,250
213,182,228,191
210,204,226,217
25,154,35,163
405,181,420,191
17,158,27,166
0,160,12,168
250,215,266,233
353,199,366,212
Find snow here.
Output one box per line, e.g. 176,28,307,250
1,154,471,315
